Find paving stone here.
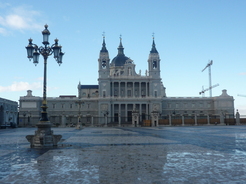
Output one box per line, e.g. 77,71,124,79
0,126,246,183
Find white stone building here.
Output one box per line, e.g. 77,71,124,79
0,97,18,128
19,37,234,127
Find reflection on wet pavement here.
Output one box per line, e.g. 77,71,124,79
0,126,246,183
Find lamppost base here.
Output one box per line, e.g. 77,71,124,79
76,124,82,129
26,121,62,148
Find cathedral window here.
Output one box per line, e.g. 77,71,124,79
102,61,106,69
141,90,145,97
114,90,118,97
127,90,131,97
121,90,124,97
153,61,157,69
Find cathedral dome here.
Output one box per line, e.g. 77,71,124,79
110,38,130,66
111,54,130,66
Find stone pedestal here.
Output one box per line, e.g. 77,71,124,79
76,124,81,129
151,111,159,127
26,122,62,148
236,110,240,125
76,118,82,129
220,111,225,125
132,111,139,127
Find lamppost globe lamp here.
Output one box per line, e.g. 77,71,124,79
33,49,40,66
42,24,50,45
26,39,35,60
57,51,64,66
25,25,64,148
52,39,61,58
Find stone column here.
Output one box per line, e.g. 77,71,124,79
169,114,172,126
133,82,135,97
207,114,210,125
112,82,114,97
91,116,94,127
112,103,114,120
146,103,149,119
182,115,185,126
119,104,121,127
139,104,142,122
195,114,197,126
119,82,121,97
139,82,141,97
236,110,240,125
145,82,148,97
125,82,127,97
62,114,66,127
125,104,128,122
220,111,225,125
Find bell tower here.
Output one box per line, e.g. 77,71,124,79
148,36,160,78
98,35,110,78
98,34,110,99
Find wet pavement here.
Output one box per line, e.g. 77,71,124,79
0,126,246,184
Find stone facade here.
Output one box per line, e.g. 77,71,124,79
0,97,18,127
19,37,234,127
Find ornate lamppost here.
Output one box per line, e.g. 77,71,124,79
25,25,64,148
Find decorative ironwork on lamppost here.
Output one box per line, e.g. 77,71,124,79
25,24,64,148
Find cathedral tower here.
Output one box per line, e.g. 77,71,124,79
98,35,110,98
148,37,161,78
98,35,110,78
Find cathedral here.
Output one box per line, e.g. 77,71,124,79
19,37,235,127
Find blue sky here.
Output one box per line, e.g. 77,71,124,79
0,0,246,115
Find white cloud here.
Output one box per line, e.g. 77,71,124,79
239,72,246,75
0,81,42,92
0,27,7,35
37,77,44,81
0,2,10,9
0,5,43,34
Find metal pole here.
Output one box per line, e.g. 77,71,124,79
40,56,49,122
209,64,212,97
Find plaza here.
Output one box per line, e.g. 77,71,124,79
1,125,246,183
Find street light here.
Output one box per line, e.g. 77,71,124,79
25,24,63,148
